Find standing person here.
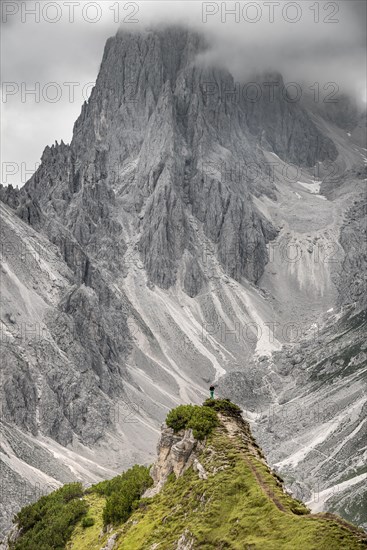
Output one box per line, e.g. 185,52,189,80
209,385,215,399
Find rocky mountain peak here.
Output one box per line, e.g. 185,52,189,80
17,25,338,295
2,24,365,540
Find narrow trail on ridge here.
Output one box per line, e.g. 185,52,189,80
219,414,367,544
219,414,288,513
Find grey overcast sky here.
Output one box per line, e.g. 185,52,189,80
1,0,366,187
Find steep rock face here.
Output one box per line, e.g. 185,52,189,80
2,24,364,539
305,93,364,136
338,196,367,307
18,27,339,294
0,185,20,210
0,202,129,447
242,73,338,167
144,425,204,498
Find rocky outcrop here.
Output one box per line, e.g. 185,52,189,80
144,424,205,498
100,533,118,550
242,72,338,167
175,530,195,550
143,413,265,501
338,196,367,307
0,185,20,210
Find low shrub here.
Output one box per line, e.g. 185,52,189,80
203,398,242,418
92,465,153,527
81,516,95,528
12,483,87,550
188,407,219,440
165,404,196,432
166,405,218,440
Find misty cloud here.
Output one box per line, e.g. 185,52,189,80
1,0,366,187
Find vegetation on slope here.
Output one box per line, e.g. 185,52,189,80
203,397,242,417
90,465,153,526
166,404,219,439
9,467,152,550
9,401,367,550
108,413,366,550
66,493,105,550
11,483,87,550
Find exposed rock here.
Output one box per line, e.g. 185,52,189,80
290,353,303,365
176,529,195,549
193,458,207,480
338,196,367,307
0,524,21,550
100,533,118,550
243,72,338,167
0,184,20,210
144,424,204,498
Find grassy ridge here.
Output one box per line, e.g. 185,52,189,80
110,427,365,549
9,402,367,550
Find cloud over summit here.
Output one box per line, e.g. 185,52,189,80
1,1,366,186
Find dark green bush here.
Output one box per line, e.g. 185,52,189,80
166,405,218,440
103,493,132,525
91,465,153,527
81,516,95,528
188,407,219,440
165,404,196,432
203,398,242,417
12,483,87,550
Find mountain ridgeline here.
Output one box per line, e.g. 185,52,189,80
0,25,366,541
5,402,367,550
6,28,338,291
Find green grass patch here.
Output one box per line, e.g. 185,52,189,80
11,464,153,549
112,429,364,550
66,494,107,550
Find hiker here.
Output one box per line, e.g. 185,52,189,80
209,385,215,399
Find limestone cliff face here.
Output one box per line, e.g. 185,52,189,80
144,411,270,501
15,27,338,294
242,72,338,167
143,425,206,498
338,197,367,307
